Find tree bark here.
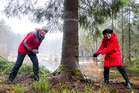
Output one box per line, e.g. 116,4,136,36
60,0,79,71
128,4,131,62
48,0,83,84
48,1,85,88
122,7,124,63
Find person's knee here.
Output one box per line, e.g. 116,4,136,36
117,65,126,73
33,62,38,67
104,67,110,72
14,63,22,69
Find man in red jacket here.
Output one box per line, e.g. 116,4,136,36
93,28,131,89
8,26,48,84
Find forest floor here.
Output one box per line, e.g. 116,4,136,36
0,73,139,93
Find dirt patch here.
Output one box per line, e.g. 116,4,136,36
0,73,139,93
0,73,35,93
14,72,35,85
48,72,139,93
107,81,139,93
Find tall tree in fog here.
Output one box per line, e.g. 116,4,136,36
124,1,139,65
115,0,139,67
121,7,124,63
0,19,22,59
128,3,131,62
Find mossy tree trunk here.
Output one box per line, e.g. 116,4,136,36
48,0,83,85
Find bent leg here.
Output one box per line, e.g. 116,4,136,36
28,53,39,80
9,52,26,83
117,65,131,89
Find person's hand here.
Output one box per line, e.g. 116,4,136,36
32,49,39,54
93,52,101,57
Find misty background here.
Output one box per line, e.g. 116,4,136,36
0,19,63,59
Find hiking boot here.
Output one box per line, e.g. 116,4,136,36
126,82,131,89
34,75,39,81
104,80,109,84
121,73,132,89
8,79,13,84
8,74,15,84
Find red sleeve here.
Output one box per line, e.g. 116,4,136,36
101,37,118,55
95,38,105,53
23,33,36,51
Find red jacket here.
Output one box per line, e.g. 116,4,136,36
96,33,122,67
18,30,45,54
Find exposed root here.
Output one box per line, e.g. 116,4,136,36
48,70,101,91
48,71,70,86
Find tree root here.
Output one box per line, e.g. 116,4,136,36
48,71,70,86
47,70,101,91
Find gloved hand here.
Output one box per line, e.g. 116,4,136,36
93,52,101,57
32,49,39,54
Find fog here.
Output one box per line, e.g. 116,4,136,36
39,33,63,57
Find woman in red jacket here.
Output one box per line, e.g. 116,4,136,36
8,26,48,84
93,28,131,89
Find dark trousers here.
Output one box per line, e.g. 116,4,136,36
104,65,129,83
9,52,39,80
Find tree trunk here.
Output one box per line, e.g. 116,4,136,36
61,0,79,71
122,7,124,63
95,37,98,65
112,14,114,30
48,0,84,87
128,4,131,62
111,0,114,30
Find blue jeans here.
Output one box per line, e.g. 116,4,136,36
9,52,39,80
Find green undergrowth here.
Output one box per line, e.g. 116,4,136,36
25,77,110,93
0,56,9,73
0,56,50,75
1,62,50,75
0,56,110,93
1,56,110,93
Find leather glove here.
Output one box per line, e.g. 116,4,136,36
32,49,39,54
93,52,101,57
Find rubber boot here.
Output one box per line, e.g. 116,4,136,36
34,75,39,81
117,66,131,89
104,67,110,84
122,73,131,89
104,73,109,84
8,75,14,84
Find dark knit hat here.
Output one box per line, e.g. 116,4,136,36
102,28,113,35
